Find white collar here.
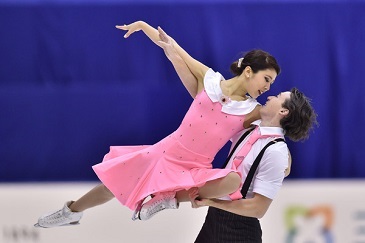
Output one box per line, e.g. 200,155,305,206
253,120,285,136
204,68,260,115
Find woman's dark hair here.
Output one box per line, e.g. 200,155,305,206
280,88,318,141
230,49,281,76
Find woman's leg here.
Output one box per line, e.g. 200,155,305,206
36,183,115,228
176,172,241,202
138,172,241,221
70,183,115,212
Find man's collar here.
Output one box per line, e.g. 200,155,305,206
251,120,285,136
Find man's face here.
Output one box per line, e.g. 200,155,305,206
261,91,291,116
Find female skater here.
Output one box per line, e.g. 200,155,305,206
35,21,280,227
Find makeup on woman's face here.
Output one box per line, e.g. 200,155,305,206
249,69,277,98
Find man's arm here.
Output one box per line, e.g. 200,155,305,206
285,149,292,177
193,193,272,219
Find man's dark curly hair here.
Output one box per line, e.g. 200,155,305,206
280,88,318,141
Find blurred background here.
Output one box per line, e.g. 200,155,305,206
1,0,364,242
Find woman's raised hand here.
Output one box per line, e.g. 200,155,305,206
157,26,171,44
156,26,179,60
115,21,144,38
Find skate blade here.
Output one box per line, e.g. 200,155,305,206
131,197,147,221
34,222,80,228
131,204,142,221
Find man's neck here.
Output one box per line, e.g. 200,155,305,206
259,119,281,128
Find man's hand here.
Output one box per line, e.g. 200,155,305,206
188,187,214,208
193,198,214,208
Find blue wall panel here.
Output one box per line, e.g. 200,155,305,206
1,0,364,181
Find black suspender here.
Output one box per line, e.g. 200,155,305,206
221,127,286,199
241,138,285,199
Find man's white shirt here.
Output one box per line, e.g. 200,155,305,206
221,122,289,200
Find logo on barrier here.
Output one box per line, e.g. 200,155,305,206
284,205,334,243
2,225,40,243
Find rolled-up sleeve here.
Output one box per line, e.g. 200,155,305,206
252,143,288,200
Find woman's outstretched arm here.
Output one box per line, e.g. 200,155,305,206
156,27,198,98
116,21,209,96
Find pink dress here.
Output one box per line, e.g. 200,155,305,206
92,69,259,210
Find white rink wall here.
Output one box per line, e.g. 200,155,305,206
1,182,207,243
261,180,365,243
1,180,365,243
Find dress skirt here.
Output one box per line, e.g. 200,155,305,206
92,133,236,210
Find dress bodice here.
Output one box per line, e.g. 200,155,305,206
172,69,259,158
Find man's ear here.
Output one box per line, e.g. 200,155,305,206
280,108,289,116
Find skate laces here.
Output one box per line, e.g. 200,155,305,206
144,197,170,218
146,193,176,216
36,201,83,228
40,204,72,223
41,209,65,223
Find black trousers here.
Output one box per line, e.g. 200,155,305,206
195,207,262,243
